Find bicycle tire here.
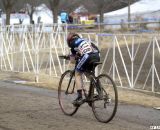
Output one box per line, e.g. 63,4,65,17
91,74,118,123
58,70,79,116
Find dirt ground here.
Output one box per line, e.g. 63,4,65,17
0,79,160,130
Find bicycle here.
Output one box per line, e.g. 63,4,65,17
58,55,118,123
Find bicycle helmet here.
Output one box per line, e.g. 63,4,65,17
67,33,80,47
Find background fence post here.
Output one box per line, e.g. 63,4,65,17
131,35,134,88
113,35,116,81
152,36,155,92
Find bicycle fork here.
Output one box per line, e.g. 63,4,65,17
65,73,75,94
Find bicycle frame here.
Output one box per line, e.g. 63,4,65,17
59,55,103,104
65,67,101,104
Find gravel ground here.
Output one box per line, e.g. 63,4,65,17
0,80,159,130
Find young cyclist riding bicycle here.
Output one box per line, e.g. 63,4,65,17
66,33,100,105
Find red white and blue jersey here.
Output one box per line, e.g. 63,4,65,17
70,38,99,56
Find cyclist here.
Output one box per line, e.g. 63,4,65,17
60,10,69,23
66,33,100,105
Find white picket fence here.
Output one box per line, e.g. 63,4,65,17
0,24,160,94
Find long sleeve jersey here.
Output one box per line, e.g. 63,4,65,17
70,38,99,56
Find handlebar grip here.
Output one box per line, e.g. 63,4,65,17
59,55,70,60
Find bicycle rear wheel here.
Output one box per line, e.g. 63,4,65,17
92,74,118,123
58,70,79,116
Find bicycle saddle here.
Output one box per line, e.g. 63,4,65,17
93,62,102,66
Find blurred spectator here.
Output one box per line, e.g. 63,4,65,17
68,14,73,24
60,10,69,23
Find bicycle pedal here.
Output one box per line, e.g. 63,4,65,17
72,98,84,106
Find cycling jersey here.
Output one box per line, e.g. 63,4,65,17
69,38,100,72
70,38,99,56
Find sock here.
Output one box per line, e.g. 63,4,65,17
77,89,82,98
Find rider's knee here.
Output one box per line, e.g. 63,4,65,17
75,70,82,77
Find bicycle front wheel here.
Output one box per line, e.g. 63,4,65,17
92,74,118,123
58,70,79,116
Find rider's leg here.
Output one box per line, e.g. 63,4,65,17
75,70,83,100
73,54,89,104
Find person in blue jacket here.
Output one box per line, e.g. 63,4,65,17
60,10,69,23
67,33,100,105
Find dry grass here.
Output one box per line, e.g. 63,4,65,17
0,71,159,108
118,88,160,107
98,33,158,49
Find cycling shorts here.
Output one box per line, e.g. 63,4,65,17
76,52,100,72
